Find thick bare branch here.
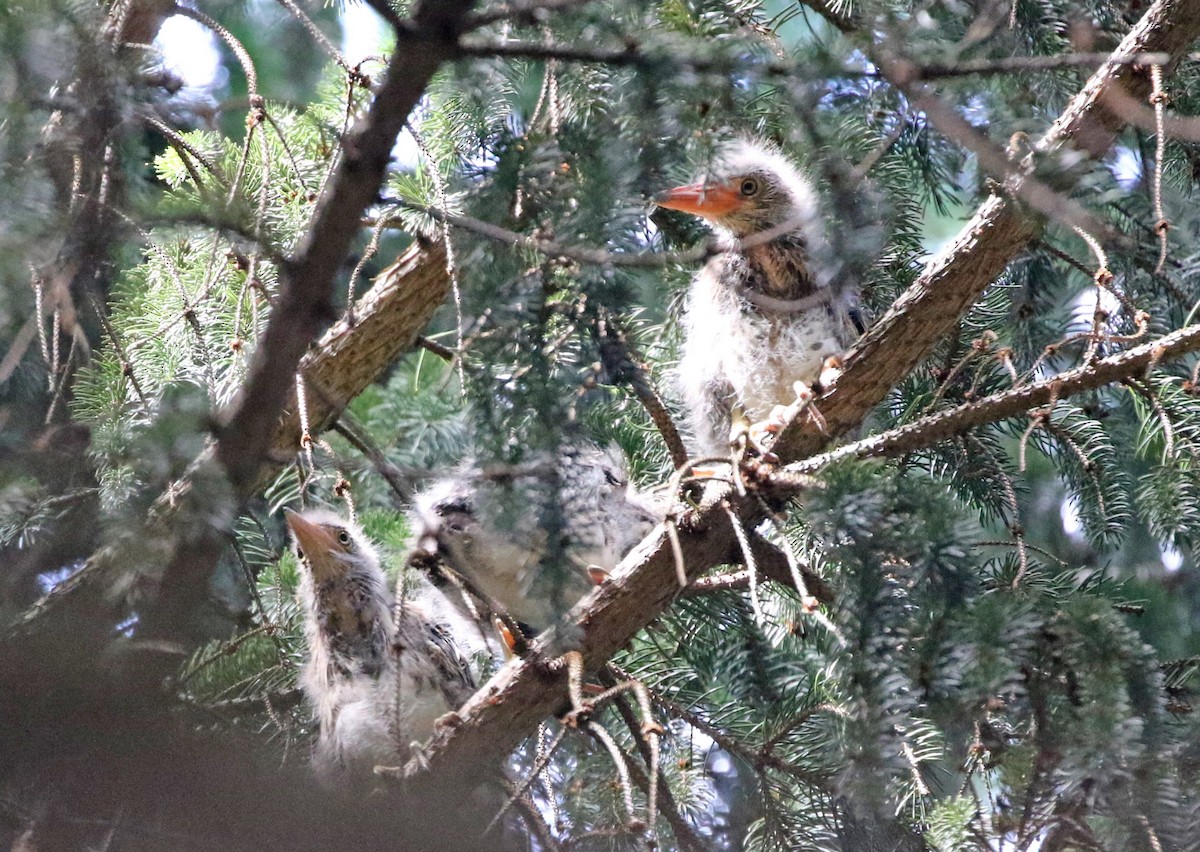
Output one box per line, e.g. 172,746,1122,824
410,0,1200,787
3,243,452,647
1,0,471,670
143,1,476,634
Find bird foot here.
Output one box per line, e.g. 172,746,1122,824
730,419,780,464
742,381,817,454
404,740,433,773
817,355,843,390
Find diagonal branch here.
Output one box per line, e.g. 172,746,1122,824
2,242,451,647
787,323,1200,474
268,241,451,471
409,0,1200,787
1,0,473,688
773,0,1200,463
144,1,476,635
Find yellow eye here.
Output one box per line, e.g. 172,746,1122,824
739,177,760,196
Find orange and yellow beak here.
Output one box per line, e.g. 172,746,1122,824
654,180,743,220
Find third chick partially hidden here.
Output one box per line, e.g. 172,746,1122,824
409,443,662,639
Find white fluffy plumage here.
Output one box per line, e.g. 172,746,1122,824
408,443,662,636
662,139,861,455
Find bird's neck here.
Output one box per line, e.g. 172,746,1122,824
726,232,819,302
309,573,392,678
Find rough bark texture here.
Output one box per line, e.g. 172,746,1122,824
411,0,1200,785
3,242,451,641
269,240,451,465
145,1,476,636
789,322,1200,472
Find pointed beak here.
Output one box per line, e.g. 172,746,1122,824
285,510,340,578
654,180,743,220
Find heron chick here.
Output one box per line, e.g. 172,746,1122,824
657,139,864,456
287,508,476,785
409,442,662,641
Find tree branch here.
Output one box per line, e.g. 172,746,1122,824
408,0,1200,788
772,0,1200,462
1,242,452,647
268,241,451,470
0,0,472,690
143,1,476,635
787,323,1200,474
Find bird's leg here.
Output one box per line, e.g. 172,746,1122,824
559,650,591,727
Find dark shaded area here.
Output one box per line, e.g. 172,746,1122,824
0,688,518,851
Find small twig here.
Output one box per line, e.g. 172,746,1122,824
272,0,358,77
595,311,688,469
724,503,765,629
1150,65,1171,273
384,200,712,268
610,696,702,850
586,721,640,829
1125,378,1176,461
463,0,596,30
785,323,1200,475
417,335,456,361
484,725,569,837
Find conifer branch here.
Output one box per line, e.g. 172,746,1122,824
408,0,1200,787
0,3,471,680
787,323,1200,474
772,0,1200,462
143,1,477,633
268,241,451,476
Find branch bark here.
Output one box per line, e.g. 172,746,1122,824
773,0,1200,462
268,241,451,469
409,0,1200,787
787,323,1200,474
3,240,450,637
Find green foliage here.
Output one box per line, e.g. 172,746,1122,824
6,0,1200,849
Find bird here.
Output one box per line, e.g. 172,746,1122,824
285,508,477,786
656,139,864,457
407,442,662,642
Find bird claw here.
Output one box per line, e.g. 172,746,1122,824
817,355,843,390
730,418,780,463
403,740,433,773
742,382,816,454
